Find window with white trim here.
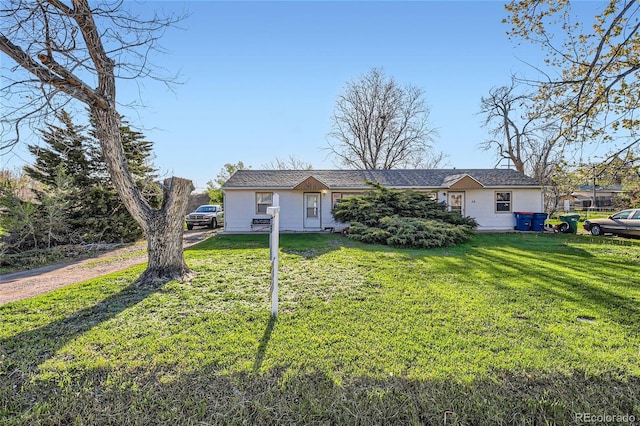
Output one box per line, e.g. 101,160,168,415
256,192,273,214
496,191,512,212
331,192,363,209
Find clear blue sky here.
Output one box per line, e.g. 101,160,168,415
1,1,604,192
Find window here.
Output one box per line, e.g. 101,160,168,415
612,210,632,220
496,192,511,212
256,192,273,214
331,192,363,209
449,193,463,215
306,194,319,218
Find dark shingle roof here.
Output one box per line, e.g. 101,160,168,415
221,169,541,189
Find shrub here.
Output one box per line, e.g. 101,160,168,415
382,216,474,248
333,184,477,249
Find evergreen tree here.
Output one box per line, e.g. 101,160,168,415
17,111,161,245
0,176,40,252
84,116,162,242
24,110,92,188
24,111,90,242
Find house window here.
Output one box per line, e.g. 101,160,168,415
331,192,363,209
256,192,273,214
496,191,512,212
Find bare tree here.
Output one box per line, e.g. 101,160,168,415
479,84,533,173
262,155,313,170
478,81,564,181
327,68,438,169
1,0,194,285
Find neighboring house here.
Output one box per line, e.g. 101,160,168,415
555,184,629,212
572,185,626,210
220,169,544,232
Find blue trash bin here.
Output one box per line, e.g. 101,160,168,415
532,213,548,232
514,212,534,231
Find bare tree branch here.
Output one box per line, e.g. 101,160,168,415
478,80,565,182
326,68,438,170
1,0,194,284
506,0,640,151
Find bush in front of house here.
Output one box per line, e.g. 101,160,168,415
333,183,477,249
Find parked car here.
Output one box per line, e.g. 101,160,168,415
583,209,640,237
185,204,223,230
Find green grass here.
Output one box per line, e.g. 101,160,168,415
1,233,639,424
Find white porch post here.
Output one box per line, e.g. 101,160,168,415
267,193,280,317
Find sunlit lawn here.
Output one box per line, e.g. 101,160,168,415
1,233,639,424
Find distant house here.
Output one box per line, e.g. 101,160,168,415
558,184,627,212
574,184,626,209
221,169,544,232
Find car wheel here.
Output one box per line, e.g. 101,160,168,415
187,224,193,230
590,224,602,236
558,222,570,233
209,218,216,229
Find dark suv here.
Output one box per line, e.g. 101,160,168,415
185,205,223,230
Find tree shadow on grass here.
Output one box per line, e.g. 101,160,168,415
4,361,639,425
0,282,159,414
464,246,640,325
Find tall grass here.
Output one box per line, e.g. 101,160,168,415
1,233,639,425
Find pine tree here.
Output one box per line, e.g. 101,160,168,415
24,111,90,243
25,111,91,189
19,111,162,245
84,116,162,242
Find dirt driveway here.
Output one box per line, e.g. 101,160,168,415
0,229,217,306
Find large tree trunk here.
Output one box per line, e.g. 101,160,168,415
139,178,194,284
91,105,194,286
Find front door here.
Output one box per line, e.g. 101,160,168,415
304,193,321,229
449,192,465,217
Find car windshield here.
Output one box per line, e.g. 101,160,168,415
195,206,215,212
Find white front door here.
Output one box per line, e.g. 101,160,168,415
304,193,321,229
449,192,465,217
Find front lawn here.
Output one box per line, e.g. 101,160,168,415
1,233,639,424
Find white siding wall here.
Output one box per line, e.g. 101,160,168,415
223,190,259,232
464,188,543,231
224,187,543,232
224,190,343,232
